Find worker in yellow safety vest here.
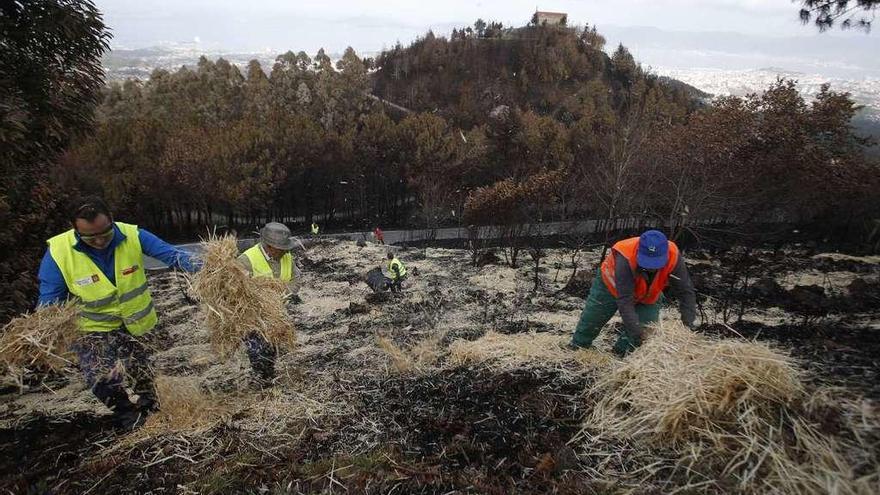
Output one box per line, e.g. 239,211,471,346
310,222,320,237
237,222,300,386
385,251,408,293
38,196,198,429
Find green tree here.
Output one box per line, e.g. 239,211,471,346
0,0,110,321
474,19,487,37
799,0,878,30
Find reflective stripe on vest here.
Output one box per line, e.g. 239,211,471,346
243,244,293,282
599,237,680,305
388,258,407,280
47,222,157,336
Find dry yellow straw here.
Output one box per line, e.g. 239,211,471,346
0,302,80,378
189,235,295,357
584,321,878,494
448,330,611,372
376,331,446,374
142,375,228,432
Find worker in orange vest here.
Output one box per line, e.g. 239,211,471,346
568,230,697,356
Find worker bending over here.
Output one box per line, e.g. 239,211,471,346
385,251,407,293
568,230,697,356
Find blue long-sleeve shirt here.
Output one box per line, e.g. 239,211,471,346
38,224,198,307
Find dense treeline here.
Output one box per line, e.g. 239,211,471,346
59,23,709,237
59,48,408,233
61,22,878,246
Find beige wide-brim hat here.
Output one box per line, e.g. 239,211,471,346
261,222,295,250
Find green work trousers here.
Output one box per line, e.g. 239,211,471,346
571,269,662,355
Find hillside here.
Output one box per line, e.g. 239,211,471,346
2,238,879,492
372,24,699,128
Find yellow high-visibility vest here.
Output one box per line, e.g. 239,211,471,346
242,244,293,282
47,222,157,335
388,257,407,280
311,223,319,235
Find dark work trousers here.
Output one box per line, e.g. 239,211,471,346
386,274,407,293
571,269,663,356
244,331,277,382
72,328,157,413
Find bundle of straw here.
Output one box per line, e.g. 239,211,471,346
585,321,878,493
588,323,804,445
189,236,295,357
376,336,416,373
0,303,80,378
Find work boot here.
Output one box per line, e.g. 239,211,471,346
250,363,276,389
112,406,146,430
250,361,276,389
112,406,148,431
612,335,641,358
92,379,148,431
135,391,159,413
559,340,588,351
105,389,148,431
250,374,274,390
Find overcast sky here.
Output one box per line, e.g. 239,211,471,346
95,0,879,76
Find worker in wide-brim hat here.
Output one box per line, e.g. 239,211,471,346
237,222,301,386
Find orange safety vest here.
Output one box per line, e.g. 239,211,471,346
600,237,679,305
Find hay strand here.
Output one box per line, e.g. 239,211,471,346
143,375,228,433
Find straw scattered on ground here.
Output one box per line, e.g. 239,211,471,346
583,321,880,494
0,302,80,381
189,235,295,357
376,331,446,374
109,375,233,452
447,330,612,372
145,375,228,432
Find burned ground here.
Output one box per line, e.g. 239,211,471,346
1,240,878,493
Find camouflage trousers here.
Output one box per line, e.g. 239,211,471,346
72,328,157,412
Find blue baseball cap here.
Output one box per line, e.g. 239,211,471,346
637,230,669,270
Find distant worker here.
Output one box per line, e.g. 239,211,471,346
567,230,696,356
374,226,385,245
385,251,408,293
237,222,300,386
310,222,320,238
38,196,198,429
